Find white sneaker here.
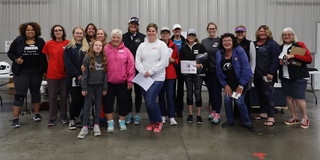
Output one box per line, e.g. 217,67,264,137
107,120,114,133
77,127,88,139
162,116,166,123
119,120,127,131
169,118,177,126
93,125,101,136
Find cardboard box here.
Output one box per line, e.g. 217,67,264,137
6,82,15,95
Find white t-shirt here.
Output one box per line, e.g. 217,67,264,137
135,39,169,81
278,44,292,79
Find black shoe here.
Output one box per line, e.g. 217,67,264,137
48,119,57,126
186,115,193,123
88,123,94,129
33,113,42,121
244,124,256,132
12,118,20,128
176,112,183,118
197,116,203,125
69,120,77,130
221,121,235,128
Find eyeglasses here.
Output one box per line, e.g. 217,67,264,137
222,39,232,43
54,29,63,32
208,28,216,31
283,34,293,37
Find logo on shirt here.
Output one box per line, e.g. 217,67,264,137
95,62,104,71
212,43,218,48
23,45,39,56
135,38,141,43
223,62,233,71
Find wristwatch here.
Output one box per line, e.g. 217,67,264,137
238,85,244,89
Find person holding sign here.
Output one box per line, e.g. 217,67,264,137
135,23,169,132
216,33,255,132
278,27,312,129
180,29,207,124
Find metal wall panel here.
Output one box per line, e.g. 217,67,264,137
0,0,319,53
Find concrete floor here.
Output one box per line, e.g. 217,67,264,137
1,53,320,160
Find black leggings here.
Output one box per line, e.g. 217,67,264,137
184,75,203,107
103,83,130,116
175,73,184,113
128,83,142,113
13,69,42,107
68,86,84,120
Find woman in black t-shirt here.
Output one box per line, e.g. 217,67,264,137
7,22,47,128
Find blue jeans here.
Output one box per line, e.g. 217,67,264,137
224,92,251,126
141,81,164,122
159,79,176,118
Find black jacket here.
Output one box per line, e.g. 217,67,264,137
171,35,187,74
122,31,146,58
254,39,281,81
279,42,311,80
64,44,86,82
239,37,251,60
7,36,47,75
170,35,186,52
180,43,207,75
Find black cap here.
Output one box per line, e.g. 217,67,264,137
129,17,139,25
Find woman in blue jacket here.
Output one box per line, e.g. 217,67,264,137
216,33,255,132
253,25,281,127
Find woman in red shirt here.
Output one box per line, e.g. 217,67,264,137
159,27,179,125
42,25,70,126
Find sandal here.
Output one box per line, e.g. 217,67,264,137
264,121,276,127
254,114,268,120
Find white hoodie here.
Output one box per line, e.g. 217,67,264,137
135,39,169,81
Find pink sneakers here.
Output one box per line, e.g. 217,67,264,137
212,113,221,124
146,122,155,131
300,119,310,129
153,122,163,132
284,118,300,125
208,112,216,120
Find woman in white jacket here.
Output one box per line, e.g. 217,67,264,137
135,23,169,133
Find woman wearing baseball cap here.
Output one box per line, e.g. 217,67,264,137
180,28,207,124
159,27,179,126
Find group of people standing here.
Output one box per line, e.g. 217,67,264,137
7,17,312,138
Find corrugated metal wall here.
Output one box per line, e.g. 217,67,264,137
0,0,319,53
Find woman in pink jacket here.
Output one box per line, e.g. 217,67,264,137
103,28,136,132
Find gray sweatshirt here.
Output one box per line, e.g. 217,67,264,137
82,54,108,91
201,37,220,73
